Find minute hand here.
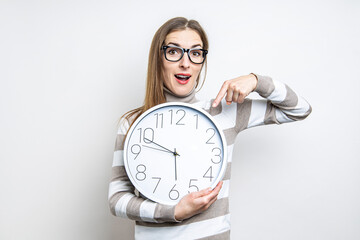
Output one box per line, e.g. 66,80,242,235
144,138,180,156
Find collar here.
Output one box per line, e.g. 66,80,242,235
163,85,198,104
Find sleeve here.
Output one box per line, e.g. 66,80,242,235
108,118,180,223
234,73,312,133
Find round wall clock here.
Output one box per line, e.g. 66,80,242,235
123,102,227,205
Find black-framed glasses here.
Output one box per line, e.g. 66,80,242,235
162,45,208,64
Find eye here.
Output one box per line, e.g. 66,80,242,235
191,50,202,57
167,47,180,55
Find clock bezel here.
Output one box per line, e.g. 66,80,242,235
123,102,228,205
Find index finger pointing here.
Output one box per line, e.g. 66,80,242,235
212,82,229,107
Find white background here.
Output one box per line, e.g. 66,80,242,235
1,0,359,239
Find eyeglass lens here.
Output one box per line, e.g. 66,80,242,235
164,46,205,64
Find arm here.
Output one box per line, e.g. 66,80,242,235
212,73,312,132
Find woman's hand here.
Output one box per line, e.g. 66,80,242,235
212,74,258,108
174,181,223,221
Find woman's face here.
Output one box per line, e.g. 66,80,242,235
162,29,203,96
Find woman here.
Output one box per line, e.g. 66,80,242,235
108,17,311,239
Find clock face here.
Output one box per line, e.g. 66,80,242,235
123,102,227,205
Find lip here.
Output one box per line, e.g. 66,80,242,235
176,73,191,76
176,78,190,85
175,73,191,85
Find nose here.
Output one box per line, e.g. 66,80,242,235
179,52,191,69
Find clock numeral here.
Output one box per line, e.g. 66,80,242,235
206,128,215,144
152,177,161,193
136,164,146,181
176,109,186,125
194,114,198,129
211,147,222,164
203,166,214,182
137,128,142,142
169,109,186,125
137,128,154,143
188,179,199,193
143,128,154,143
169,109,173,124
131,144,141,160
169,184,180,200
154,113,163,128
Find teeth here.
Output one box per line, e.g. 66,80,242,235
175,75,190,80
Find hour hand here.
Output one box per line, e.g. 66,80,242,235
143,138,180,156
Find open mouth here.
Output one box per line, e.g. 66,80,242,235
174,74,191,85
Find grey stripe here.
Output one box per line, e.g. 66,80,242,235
154,204,177,222
196,230,230,240
108,192,128,216
235,99,252,133
111,166,129,182
126,196,143,221
223,162,231,181
208,99,223,116
114,134,125,151
164,86,199,104
280,84,298,109
223,127,237,145
254,74,275,98
136,197,229,227
264,101,279,125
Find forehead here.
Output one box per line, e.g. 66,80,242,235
165,29,203,47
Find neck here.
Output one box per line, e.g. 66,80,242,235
163,86,198,104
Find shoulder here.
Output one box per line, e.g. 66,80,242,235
117,118,129,134
117,114,138,135
117,107,143,134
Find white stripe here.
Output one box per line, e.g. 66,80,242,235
267,80,287,103
213,100,237,129
218,179,229,199
139,199,157,223
114,193,133,218
298,96,311,112
275,109,293,123
135,214,231,240
226,144,234,163
247,100,267,128
118,119,130,134
284,96,311,116
108,180,133,199
194,99,209,109
112,150,124,167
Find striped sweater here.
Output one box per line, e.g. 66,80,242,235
108,74,312,240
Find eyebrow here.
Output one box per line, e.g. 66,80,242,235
167,42,203,48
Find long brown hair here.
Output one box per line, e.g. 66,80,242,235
120,17,209,131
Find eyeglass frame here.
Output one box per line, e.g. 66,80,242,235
161,45,208,64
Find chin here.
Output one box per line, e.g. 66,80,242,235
174,84,195,96
174,89,191,96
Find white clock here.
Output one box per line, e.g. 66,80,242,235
123,102,227,205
